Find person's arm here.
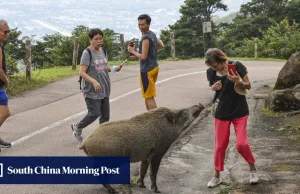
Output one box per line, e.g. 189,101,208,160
157,38,164,50
0,48,8,88
79,65,101,92
227,62,251,90
128,39,149,60
108,65,123,72
104,53,114,72
240,74,251,90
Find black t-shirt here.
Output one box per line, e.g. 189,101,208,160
0,45,7,87
206,61,249,120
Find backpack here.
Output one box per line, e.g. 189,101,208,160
78,47,107,90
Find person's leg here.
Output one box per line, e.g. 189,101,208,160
232,115,255,168
214,118,231,173
140,71,150,110
0,105,10,127
144,99,150,110
0,90,9,127
208,118,231,188
0,105,11,147
72,98,101,142
0,90,11,148
141,67,159,111
232,115,258,184
99,97,110,124
145,97,157,110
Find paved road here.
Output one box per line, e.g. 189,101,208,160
0,60,284,194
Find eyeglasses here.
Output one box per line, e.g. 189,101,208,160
92,38,103,42
1,30,10,35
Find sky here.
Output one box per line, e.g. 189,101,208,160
0,0,251,40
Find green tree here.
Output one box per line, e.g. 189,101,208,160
72,26,90,65
230,18,300,59
285,0,300,24
31,33,64,68
260,18,300,59
214,0,295,56
158,29,171,59
3,29,25,61
160,0,227,58
49,36,73,66
5,54,19,76
102,28,119,60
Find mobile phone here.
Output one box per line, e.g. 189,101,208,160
228,64,237,76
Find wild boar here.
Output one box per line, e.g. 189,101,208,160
78,104,204,193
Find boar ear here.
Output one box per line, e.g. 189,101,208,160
166,112,176,124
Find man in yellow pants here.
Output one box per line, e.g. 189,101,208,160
128,14,164,110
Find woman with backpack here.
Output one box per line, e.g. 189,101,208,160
71,28,122,144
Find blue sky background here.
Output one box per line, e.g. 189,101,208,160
0,0,251,39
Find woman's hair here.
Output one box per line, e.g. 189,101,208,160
205,48,228,65
88,28,104,40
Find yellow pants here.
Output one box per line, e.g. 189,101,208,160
140,66,159,98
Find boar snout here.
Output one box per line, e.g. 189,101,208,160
192,103,204,118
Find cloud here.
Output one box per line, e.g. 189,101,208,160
0,9,22,16
32,20,72,36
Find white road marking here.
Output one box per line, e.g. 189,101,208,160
11,71,205,146
11,67,282,146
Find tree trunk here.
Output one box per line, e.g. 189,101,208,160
25,40,31,79
72,37,79,70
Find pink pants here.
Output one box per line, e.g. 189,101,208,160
214,115,255,171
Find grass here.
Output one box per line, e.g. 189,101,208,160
6,61,141,97
261,108,279,116
217,182,243,194
130,175,138,185
194,57,286,62
268,164,293,172
109,60,138,66
6,66,80,97
227,57,286,62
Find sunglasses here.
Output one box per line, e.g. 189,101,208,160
1,30,10,35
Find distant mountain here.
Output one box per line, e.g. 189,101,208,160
212,12,239,24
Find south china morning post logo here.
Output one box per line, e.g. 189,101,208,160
0,163,3,178
0,157,130,184
6,165,119,176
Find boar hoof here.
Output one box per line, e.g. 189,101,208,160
137,179,146,188
151,187,161,193
103,184,117,194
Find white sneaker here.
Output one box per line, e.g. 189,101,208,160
207,177,222,188
250,171,259,184
71,123,83,143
